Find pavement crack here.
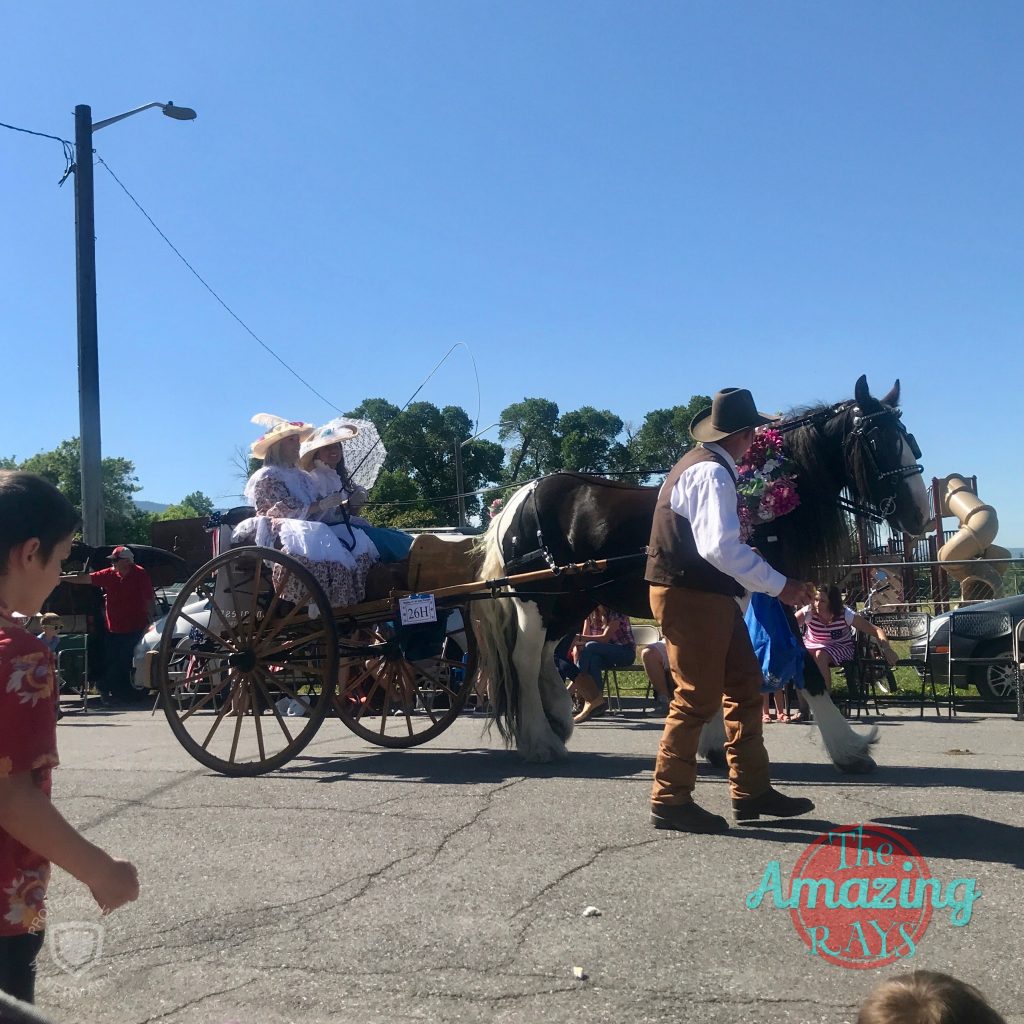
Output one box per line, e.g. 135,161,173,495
132,978,254,1023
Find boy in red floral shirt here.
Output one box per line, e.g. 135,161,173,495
0,473,139,1003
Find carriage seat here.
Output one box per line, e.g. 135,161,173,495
405,534,477,591
222,516,477,602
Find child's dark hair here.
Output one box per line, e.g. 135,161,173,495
0,472,80,574
858,971,1006,1024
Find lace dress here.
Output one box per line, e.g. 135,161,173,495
235,466,379,609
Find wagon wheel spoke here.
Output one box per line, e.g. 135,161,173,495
223,558,249,640
251,569,292,643
227,684,248,764
252,672,295,745
246,561,264,642
253,666,308,707
178,610,237,652
177,663,229,689
179,670,234,722
336,664,381,721
257,578,318,646
199,677,240,748
249,679,267,761
205,594,245,649
260,631,331,664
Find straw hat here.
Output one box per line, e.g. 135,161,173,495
299,419,360,470
689,389,777,443
250,414,316,460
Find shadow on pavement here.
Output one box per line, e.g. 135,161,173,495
871,814,1024,869
282,747,669,785
720,814,1024,869
770,758,1024,794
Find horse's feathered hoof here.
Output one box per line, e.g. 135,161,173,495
835,754,876,775
705,747,727,772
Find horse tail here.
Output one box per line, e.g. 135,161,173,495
471,510,520,747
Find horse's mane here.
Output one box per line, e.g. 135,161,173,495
764,402,855,583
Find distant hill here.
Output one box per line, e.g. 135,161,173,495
135,500,169,513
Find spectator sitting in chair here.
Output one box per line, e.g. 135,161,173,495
564,606,636,724
65,546,155,707
640,640,674,717
795,585,890,692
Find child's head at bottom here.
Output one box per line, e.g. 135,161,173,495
858,971,1006,1024
0,471,80,618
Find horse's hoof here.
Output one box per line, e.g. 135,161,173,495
835,755,876,775
705,748,727,773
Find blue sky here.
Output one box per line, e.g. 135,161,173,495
3,2,1022,542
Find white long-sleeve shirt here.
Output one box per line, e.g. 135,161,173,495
668,442,787,597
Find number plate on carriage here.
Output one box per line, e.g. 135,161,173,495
399,593,437,625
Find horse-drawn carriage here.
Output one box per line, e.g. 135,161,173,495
157,376,928,778
154,521,494,776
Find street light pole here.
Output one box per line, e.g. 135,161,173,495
71,101,196,545
73,105,103,545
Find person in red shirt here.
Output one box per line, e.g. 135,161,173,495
66,545,156,707
0,472,139,1004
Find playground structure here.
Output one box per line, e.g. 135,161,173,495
846,473,1019,613
935,474,1011,602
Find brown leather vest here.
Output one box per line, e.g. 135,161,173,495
645,446,744,597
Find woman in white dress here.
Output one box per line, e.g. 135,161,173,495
299,421,414,563
237,415,379,608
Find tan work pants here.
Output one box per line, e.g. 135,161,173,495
650,585,770,804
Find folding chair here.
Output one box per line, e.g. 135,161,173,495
840,649,877,718
56,633,90,714
607,624,662,714
857,611,939,718
946,610,1014,717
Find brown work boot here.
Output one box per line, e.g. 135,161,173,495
732,787,815,822
651,801,729,834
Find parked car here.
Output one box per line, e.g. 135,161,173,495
132,596,211,691
910,593,1024,701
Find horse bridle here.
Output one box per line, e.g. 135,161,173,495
780,400,923,519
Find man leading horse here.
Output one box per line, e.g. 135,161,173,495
647,388,817,834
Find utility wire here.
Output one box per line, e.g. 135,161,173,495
93,155,485,482
0,119,74,184
94,154,346,414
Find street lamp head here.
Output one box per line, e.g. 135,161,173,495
161,103,197,121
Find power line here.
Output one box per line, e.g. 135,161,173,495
94,154,346,414
0,119,74,184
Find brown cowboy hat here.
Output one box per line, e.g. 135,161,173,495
689,388,778,443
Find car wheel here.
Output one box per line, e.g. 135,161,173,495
968,641,1018,701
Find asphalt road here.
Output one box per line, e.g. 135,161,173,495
36,705,1023,1024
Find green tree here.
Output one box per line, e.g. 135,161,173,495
557,406,626,474
157,491,215,521
498,398,562,481
17,437,152,543
349,400,504,526
363,469,437,530
627,395,713,478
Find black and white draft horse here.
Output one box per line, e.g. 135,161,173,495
474,376,929,769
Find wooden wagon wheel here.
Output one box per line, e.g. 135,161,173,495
334,604,476,747
157,546,338,776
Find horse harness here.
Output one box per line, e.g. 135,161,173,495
501,479,647,583
778,400,923,519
